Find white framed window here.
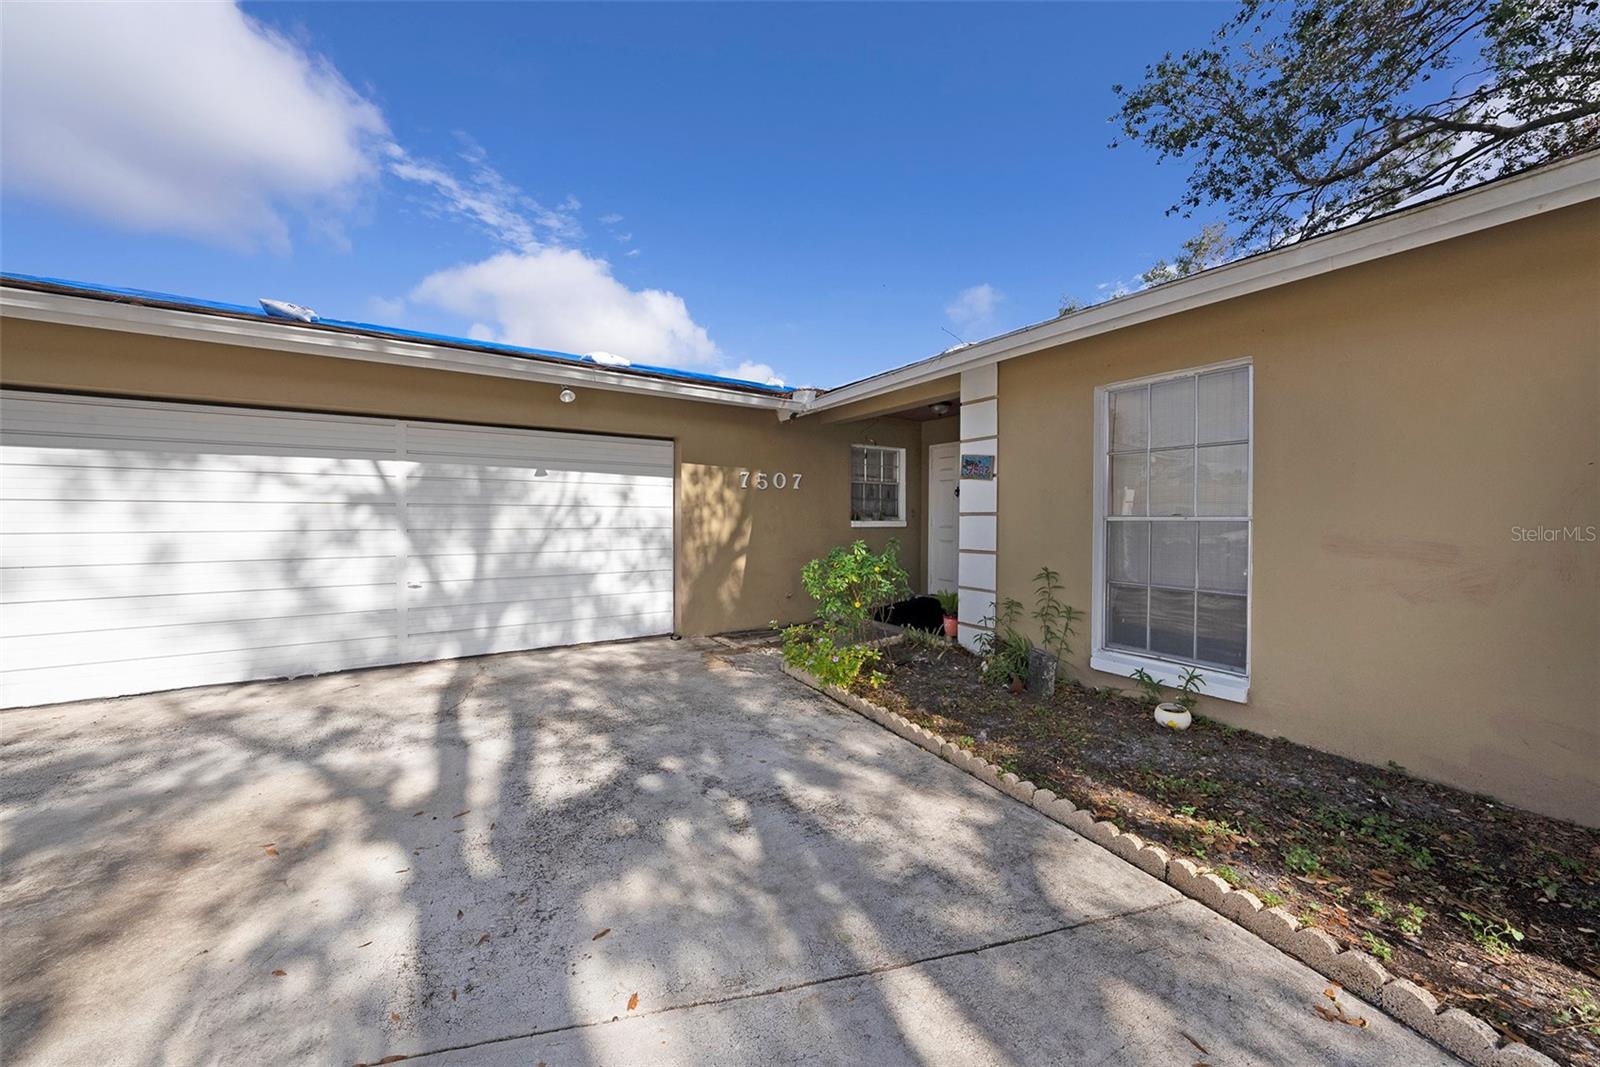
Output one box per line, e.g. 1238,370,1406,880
851,444,906,527
1091,359,1252,702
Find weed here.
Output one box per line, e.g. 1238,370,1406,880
1359,891,1392,920
1258,890,1287,908
1173,804,1199,818
1215,865,1245,887
900,625,952,659
956,735,976,749
1395,904,1426,936
1284,845,1323,875
1458,911,1525,957
1361,932,1393,961
1553,988,1600,1036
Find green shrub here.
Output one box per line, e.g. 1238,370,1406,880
978,598,1033,686
934,589,959,615
780,624,884,689
800,539,911,642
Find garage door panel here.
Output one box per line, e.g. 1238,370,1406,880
404,504,671,533
404,423,672,472
405,609,674,662
1,584,398,636
0,635,400,709
0,461,399,504
403,546,669,585
408,570,672,610
3,610,399,672
0,392,675,707
0,531,401,568
403,476,673,509
1,500,400,535
1,557,398,601
0,394,400,458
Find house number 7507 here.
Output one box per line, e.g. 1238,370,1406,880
739,470,802,490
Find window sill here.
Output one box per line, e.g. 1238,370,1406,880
850,519,907,528
1089,649,1249,704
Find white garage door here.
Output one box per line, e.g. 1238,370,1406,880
0,391,675,708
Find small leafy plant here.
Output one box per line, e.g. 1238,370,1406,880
1031,566,1082,674
1458,911,1524,957
1129,668,1164,706
800,539,911,643
1395,904,1425,937
1128,666,1206,709
1283,845,1323,875
978,597,1034,687
934,589,959,616
779,624,883,689
1360,932,1393,962
900,624,951,660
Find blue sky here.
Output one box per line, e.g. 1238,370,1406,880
1,2,1230,388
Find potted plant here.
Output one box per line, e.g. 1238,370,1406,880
934,590,959,639
1130,667,1206,730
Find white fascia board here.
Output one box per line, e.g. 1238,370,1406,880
807,152,1600,413
0,287,801,413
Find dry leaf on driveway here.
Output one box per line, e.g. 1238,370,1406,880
592,928,611,941
627,992,639,1011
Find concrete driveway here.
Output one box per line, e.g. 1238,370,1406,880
0,638,1456,1066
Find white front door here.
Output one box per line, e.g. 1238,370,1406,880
0,390,675,708
926,442,959,594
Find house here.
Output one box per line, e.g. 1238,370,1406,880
1,152,1595,823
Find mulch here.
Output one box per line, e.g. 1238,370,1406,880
862,640,1600,1066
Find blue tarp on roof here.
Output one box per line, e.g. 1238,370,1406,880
1,271,793,396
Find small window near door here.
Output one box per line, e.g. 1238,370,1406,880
851,445,906,526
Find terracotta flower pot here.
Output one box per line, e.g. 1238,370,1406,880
942,614,958,639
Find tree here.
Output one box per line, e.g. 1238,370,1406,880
1058,295,1086,316
1114,0,1600,248
1140,222,1235,285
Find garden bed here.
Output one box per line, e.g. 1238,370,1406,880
863,640,1600,1066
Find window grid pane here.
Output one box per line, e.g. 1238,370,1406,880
852,446,901,522
1103,367,1250,676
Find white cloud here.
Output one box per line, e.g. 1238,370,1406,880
386,140,581,250
411,249,721,366
945,283,1002,327
0,1,386,251
624,248,642,258
599,212,624,225
720,361,786,386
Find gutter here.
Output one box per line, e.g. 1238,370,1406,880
0,277,804,413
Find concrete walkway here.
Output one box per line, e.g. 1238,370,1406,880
0,638,1457,1066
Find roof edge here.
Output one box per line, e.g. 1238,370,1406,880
807,149,1600,413
0,275,799,411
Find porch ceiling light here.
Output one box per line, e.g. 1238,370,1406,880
930,401,952,416
559,388,577,403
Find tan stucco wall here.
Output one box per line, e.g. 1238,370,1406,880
0,319,926,637
994,203,1600,824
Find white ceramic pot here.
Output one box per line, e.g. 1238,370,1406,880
1154,703,1192,730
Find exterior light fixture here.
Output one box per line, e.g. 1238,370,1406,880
558,388,577,404
930,402,952,416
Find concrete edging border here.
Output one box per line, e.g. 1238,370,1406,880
778,659,1556,1067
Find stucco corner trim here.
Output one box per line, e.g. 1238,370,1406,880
778,659,1534,1067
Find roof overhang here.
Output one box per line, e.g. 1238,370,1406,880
806,150,1600,414
0,281,803,413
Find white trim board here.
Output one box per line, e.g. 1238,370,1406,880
0,286,800,413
